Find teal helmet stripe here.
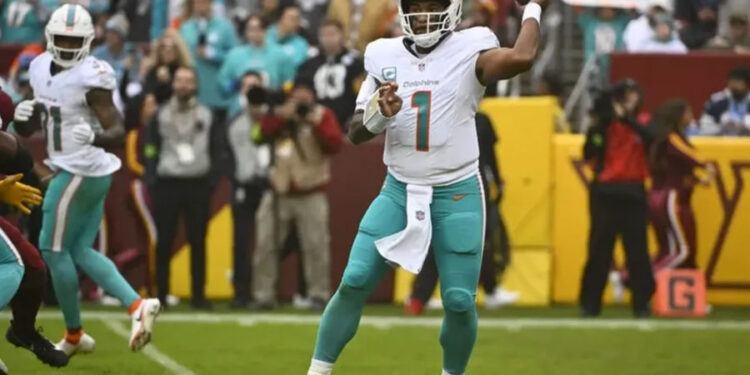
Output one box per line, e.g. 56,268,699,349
65,5,76,27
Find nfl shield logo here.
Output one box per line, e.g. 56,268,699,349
418,63,425,72
416,210,425,221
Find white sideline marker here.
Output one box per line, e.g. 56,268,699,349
8,311,750,332
101,320,197,375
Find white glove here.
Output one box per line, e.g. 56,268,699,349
71,124,96,145
14,99,35,122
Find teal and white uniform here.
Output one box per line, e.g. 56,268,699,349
29,52,139,329
313,27,499,375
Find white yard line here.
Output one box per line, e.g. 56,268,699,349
101,319,198,375
6,311,750,331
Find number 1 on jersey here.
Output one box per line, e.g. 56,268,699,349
411,91,431,152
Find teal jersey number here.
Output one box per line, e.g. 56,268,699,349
411,91,431,152
42,105,62,152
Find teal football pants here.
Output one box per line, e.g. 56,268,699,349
313,173,485,375
39,171,140,330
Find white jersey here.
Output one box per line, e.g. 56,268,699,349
356,27,499,186
29,52,121,177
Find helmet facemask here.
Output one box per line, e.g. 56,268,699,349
399,0,461,49
47,33,93,68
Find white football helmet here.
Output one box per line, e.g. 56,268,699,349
399,0,462,49
45,4,94,68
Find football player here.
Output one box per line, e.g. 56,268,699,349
0,90,67,371
13,4,161,357
307,0,548,374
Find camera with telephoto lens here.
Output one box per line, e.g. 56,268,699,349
246,86,268,106
295,103,310,119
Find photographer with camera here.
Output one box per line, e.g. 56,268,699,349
580,79,656,318
251,77,343,311
225,71,276,308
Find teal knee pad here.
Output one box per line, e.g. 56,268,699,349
341,261,371,289
443,288,475,313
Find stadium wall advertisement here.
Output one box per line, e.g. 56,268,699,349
482,97,750,307
552,135,750,306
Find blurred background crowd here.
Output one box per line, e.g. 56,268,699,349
0,0,748,313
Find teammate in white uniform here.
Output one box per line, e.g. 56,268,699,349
13,4,161,358
306,0,548,374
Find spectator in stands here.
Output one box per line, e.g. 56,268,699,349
295,0,328,45
707,12,750,53
116,0,157,42
717,0,750,37
219,14,291,117
7,44,43,82
577,7,629,63
141,29,193,125
675,0,721,49
624,0,674,51
180,0,238,124
252,78,343,311
0,0,54,43
226,71,272,308
93,13,143,87
267,5,309,74
144,66,219,310
581,79,655,318
297,19,364,128
634,13,688,54
166,0,193,30
327,0,397,52
699,65,750,136
255,0,282,24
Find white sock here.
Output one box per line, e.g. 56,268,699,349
442,370,464,375
307,359,334,375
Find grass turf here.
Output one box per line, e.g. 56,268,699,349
1,305,749,375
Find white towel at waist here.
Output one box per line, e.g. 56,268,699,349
375,184,433,274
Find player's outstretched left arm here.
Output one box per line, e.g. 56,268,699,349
475,0,548,85
86,88,125,147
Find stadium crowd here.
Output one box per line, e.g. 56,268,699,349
0,0,748,314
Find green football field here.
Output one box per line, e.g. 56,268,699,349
2,305,749,375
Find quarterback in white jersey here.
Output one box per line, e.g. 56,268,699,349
355,27,499,185
307,0,548,374
14,4,161,359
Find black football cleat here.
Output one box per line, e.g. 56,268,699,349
6,324,69,368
